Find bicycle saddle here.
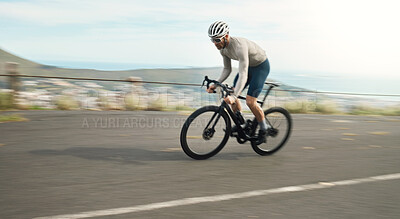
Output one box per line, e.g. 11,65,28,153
265,81,280,87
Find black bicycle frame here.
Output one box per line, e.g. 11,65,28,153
206,84,276,140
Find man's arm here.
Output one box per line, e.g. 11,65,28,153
217,55,232,83
233,45,249,97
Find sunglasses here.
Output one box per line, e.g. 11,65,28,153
210,36,224,43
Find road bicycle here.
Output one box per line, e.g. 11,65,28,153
180,76,292,160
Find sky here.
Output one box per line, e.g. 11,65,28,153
0,0,400,94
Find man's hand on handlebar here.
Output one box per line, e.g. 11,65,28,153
204,78,236,104
206,84,217,93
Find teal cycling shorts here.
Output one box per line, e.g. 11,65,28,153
233,59,270,98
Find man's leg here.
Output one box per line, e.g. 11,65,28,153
246,95,264,122
246,59,270,130
229,97,243,135
231,72,248,113
231,97,242,113
247,95,269,143
245,59,270,142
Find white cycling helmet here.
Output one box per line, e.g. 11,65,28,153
208,21,229,38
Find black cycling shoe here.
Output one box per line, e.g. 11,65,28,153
255,129,267,145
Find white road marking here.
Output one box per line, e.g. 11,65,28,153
34,173,400,219
331,120,353,123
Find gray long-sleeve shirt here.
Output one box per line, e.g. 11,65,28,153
217,36,267,97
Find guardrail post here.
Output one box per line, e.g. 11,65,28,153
126,76,143,87
125,76,143,110
6,62,20,92
126,76,143,95
5,62,20,108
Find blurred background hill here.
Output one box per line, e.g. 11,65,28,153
0,48,223,84
0,47,399,115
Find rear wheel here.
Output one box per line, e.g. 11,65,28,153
180,106,231,160
251,107,292,156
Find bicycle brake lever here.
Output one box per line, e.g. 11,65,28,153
202,76,217,93
202,76,212,89
201,79,206,88
201,77,208,88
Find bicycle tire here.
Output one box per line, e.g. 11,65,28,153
180,105,231,160
251,107,292,156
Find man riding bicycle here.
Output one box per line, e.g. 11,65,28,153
206,21,270,143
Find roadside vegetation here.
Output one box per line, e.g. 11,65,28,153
284,100,400,116
0,113,28,123
2,91,399,116
0,92,14,110
284,100,341,114
54,95,79,110
349,104,400,116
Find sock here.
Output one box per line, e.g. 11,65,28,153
258,119,269,131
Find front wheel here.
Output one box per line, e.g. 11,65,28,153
251,107,292,156
180,105,231,160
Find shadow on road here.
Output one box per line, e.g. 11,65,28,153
30,147,250,164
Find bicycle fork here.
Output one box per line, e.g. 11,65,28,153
202,108,223,140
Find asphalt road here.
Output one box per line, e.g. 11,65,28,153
0,110,399,219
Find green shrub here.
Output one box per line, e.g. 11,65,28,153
0,113,27,122
284,100,316,114
55,95,79,110
0,92,14,110
381,106,400,116
124,93,141,110
174,104,194,111
350,104,400,116
315,101,340,114
284,100,341,114
97,95,110,110
349,105,380,115
28,106,53,110
147,94,168,111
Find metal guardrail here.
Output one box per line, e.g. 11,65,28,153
0,74,200,86
1,74,399,97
